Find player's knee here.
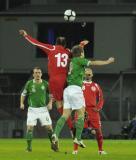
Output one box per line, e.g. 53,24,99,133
62,114,69,120
77,109,85,118
62,109,71,119
45,125,53,131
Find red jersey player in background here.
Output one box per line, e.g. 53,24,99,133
19,29,88,137
73,67,107,155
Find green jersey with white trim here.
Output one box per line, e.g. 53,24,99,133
21,79,48,107
68,57,90,87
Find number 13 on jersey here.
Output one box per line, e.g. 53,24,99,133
55,53,69,67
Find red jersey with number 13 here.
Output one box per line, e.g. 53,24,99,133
25,35,71,77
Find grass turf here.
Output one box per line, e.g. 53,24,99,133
0,139,136,160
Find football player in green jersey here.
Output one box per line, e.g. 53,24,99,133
52,44,115,152
20,67,57,152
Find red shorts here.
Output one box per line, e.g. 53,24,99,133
49,74,67,101
74,109,101,129
85,107,101,129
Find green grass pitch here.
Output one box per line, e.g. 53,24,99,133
0,139,136,160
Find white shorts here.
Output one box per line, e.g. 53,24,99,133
63,85,85,110
27,107,52,126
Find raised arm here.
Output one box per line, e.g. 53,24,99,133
78,40,89,58
90,57,115,66
19,29,55,54
79,40,89,48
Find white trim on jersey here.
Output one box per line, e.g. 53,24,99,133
83,80,92,84
21,89,27,97
21,93,26,97
83,81,100,94
87,61,91,66
25,37,56,51
94,83,100,91
94,83,101,97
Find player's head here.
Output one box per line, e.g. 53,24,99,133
84,67,93,80
33,67,42,81
56,37,66,47
71,45,84,57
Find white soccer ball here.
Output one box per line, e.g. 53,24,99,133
64,9,76,22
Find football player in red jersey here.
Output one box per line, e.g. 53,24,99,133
73,68,107,155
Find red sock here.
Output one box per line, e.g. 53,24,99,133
73,143,78,151
57,107,73,129
95,128,103,151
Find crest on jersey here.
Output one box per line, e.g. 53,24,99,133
32,85,36,92
41,85,45,90
91,86,96,91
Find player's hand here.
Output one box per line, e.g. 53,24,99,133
19,29,27,36
47,98,53,110
80,40,89,47
20,104,25,110
107,57,115,64
66,48,70,52
92,108,100,112
47,104,52,110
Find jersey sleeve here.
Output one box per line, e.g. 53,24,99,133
43,80,48,89
79,58,90,66
95,83,104,110
21,81,29,96
25,35,55,55
43,80,49,105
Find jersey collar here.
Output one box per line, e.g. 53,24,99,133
33,79,42,83
83,80,92,84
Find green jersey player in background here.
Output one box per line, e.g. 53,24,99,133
20,67,57,152
52,44,115,152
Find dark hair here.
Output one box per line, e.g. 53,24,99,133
33,66,42,73
71,45,83,57
56,37,66,47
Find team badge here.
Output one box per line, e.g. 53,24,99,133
32,86,36,92
41,85,45,90
91,86,96,91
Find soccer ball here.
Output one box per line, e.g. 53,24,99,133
64,9,76,22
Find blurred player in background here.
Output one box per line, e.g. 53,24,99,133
19,29,74,135
52,44,115,151
73,68,107,155
20,67,57,152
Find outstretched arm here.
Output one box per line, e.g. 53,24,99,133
90,57,115,66
79,40,89,58
19,29,55,54
19,29,28,37
79,40,89,48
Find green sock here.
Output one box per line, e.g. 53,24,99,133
75,117,84,141
26,130,33,149
54,116,66,137
47,129,53,143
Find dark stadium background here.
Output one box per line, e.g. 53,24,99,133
0,0,136,139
